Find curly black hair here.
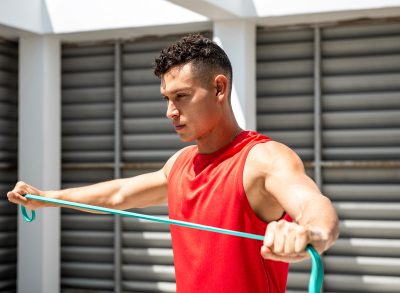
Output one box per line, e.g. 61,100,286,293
153,33,232,94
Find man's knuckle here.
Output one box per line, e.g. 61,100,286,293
276,220,286,228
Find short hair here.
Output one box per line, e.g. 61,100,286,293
153,33,232,96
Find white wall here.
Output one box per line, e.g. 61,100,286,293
1,0,400,37
0,0,52,34
18,35,61,293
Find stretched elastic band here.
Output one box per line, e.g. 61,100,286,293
21,193,324,293
21,203,35,222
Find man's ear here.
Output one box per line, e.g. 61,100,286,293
214,75,228,100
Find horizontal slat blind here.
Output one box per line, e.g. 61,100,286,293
61,43,116,292
257,28,315,292
258,21,400,293
321,22,400,293
0,39,18,293
257,28,315,161
321,22,400,161
122,36,190,163
120,35,189,293
61,33,211,293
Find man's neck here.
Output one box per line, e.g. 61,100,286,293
196,125,243,154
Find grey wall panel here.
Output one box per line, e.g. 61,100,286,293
123,69,159,85
323,164,400,293
323,167,400,183
0,39,17,293
322,73,400,93
257,60,313,77
63,55,114,72
324,274,400,293
119,33,215,291
257,77,314,96
60,32,215,293
61,43,116,292
123,118,174,133
123,101,166,117
323,54,400,75
257,27,314,164
323,22,400,39
322,36,400,57
257,42,313,60
324,183,400,201
123,85,161,100
62,43,115,167
323,110,400,129
335,202,400,220
257,29,314,43
121,35,193,166
258,21,400,293
63,71,115,88
62,45,114,57
63,87,114,104
257,27,315,292
329,238,400,257
321,22,400,165
258,95,314,112
323,92,400,111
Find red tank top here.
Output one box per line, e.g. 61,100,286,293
168,131,290,293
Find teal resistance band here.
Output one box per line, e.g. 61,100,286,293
21,193,324,293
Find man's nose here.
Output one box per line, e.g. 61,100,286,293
166,100,179,119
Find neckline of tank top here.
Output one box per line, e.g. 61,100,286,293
196,130,253,159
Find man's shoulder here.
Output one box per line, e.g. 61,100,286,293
163,146,195,177
247,141,303,173
248,140,293,160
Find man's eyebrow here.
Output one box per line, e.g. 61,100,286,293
162,87,192,95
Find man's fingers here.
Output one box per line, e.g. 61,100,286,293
273,221,286,254
263,221,276,247
260,245,272,259
284,225,296,254
261,245,308,263
261,220,312,263
7,191,28,204
295,227,309,253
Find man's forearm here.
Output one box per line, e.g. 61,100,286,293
302,196,340,252
45,179,123,211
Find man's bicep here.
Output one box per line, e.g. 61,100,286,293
117,147,189,210
117,169,169,209
264,144,324,223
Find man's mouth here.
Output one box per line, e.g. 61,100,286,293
174,124,185,131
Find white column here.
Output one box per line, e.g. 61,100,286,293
213,20,256,130
18,35,61,293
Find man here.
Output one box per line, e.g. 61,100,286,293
8,34,339,292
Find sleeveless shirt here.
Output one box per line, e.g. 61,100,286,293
168,131,290,293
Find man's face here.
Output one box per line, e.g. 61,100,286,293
160,63,220,142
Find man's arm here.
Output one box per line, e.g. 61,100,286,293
254,141,339,262
7,149,183,212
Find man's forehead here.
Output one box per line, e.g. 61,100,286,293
160,64,195,92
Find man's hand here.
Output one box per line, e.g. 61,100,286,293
261,220,327,263
7,181,48,210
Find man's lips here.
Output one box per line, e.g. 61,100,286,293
173,124,185,131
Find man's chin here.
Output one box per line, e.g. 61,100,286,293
177,133,195,143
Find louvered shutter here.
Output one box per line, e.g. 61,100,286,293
0,39,18,293
257,27,315,292
321,22,400,293
61,32,211,293
120,35,193,293
61,43,116,292
257,21,400,293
